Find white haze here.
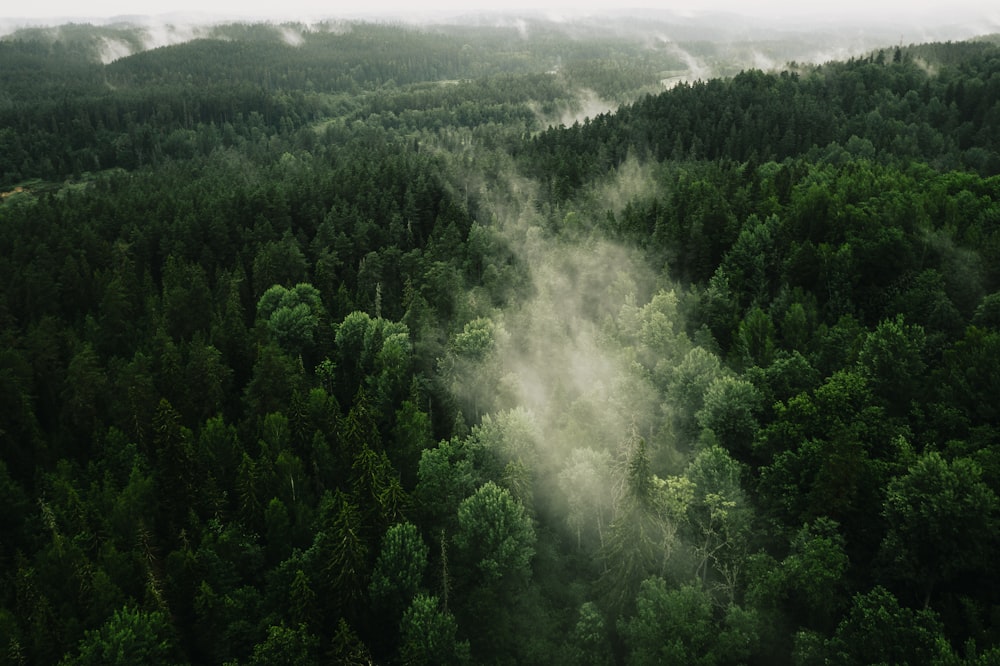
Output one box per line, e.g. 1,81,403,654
0,0,991,20
550,88,618,128
3,1,999,42
657,38,712,85
437,133,692,551
97,36,133,63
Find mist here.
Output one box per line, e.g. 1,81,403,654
5,4,997,65
543,88,619,128
433,122,719,568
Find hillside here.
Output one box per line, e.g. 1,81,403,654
1,18,999,665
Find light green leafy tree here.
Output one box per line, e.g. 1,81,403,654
369,521,430,620
399,593,470,665
601,437,693,612
735,306,777,369
334,310,412,409
661,346,724,438
684,444,753,601
695,375,763,461
257,283,324,357
635,289,691,373
63,606,180,666
441,316,508,421
414,438,478,533
466,407,540,512
568,601,614,666
454,481,535,586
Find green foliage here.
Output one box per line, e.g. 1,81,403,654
695,375,763,460
2,17,1000,666
781,519,850,628
63,606,180,666
755,368,901,559
619,578,759,666
881,451,999,602
825,587,953,665
414,438,478,533
601,437,694,613
246,624,319,666
857,314,927,417
661,345,725,437
442,316,508,421
454,481,536,586
936,326,1000,425
684,445,753,598
568,602,614,666
399,594,470,665
257,283,323,357
449,317,498,361
333,311,413,409
369,521,429,618
748,518,850,639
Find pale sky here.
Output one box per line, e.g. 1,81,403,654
4,0,997,23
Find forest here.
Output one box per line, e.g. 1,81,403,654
1,14,1000,665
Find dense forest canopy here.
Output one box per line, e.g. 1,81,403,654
2,13,1000,665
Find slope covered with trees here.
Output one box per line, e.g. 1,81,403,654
1,17,999,665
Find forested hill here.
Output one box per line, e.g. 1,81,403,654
2,18,1000,666
6,18,982,185
522,38,1000,197
0,17,745,185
